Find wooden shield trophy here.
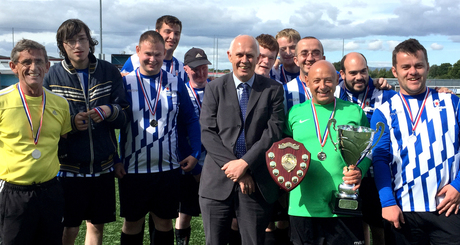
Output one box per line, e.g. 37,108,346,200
266,138,311,192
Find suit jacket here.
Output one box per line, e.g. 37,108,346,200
199,73,285,204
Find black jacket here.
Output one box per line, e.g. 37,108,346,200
44,53,130,174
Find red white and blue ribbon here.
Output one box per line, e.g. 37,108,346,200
93,107,106,121
188,81,207,110
399,89,430,134
342,82,369,109
136,68,162,119
300,76,312,100
17,83,46,145
311,98,336,150
167,60,178,77
281,66,288,84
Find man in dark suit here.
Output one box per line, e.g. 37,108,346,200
199,35,285,245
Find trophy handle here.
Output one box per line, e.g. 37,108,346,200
327,118,338,151
367,122,385,151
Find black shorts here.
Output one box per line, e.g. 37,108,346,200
360,177,384,228
59,172,116,227
290,216,364,245
119,168,181,221
0,178,64,245
390,212,460,245
179,174,201,216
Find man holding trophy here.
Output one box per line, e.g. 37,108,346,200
285,60,371,244
371,39,460,244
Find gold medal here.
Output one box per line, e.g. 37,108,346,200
150,119,158,127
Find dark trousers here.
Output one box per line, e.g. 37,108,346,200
200,184,273,245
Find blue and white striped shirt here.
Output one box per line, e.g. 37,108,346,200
271,64,299,85
120,69,201,173
371,88,460,211
338,79,396,123
121,53,188,83
178,82,207,175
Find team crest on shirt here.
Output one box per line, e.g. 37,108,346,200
365,98,371,107
363,98,373,112
164,85,171,96
433,99,446,111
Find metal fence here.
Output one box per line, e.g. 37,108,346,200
389,79,460,94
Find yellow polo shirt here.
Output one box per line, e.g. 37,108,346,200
0,84,72,185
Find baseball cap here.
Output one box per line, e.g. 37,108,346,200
184,47,212,69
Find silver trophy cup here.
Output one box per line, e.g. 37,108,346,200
326,118,385,215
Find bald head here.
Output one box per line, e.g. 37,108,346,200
307,60,338,105
228,35,260,56
227,35,260,82
339,52,369,93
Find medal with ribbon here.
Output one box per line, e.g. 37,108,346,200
136,68,162,127
311,98,336,161
17,83,46,159
399,89,430,139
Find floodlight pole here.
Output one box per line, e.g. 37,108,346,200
99,0,103,59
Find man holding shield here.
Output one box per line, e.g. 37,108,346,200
285,60,370,244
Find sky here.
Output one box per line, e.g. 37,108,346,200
0,0,459,70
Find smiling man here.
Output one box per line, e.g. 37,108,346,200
339,52,399,245
371,38,460,245
122,15,188,83
255,34,279,79
285,60,370,245
271,29,301,84
199,35,284,245
44,18,130,245
0,39,71,245
119,31,200,245
284,37,328,111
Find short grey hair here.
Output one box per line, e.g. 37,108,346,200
11,39,48,64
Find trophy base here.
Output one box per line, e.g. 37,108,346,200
330,191,362,216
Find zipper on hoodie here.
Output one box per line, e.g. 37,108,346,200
77,71,95,174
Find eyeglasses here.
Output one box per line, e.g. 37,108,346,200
18,59,46,67
64,37,88,47
299,50,322,58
